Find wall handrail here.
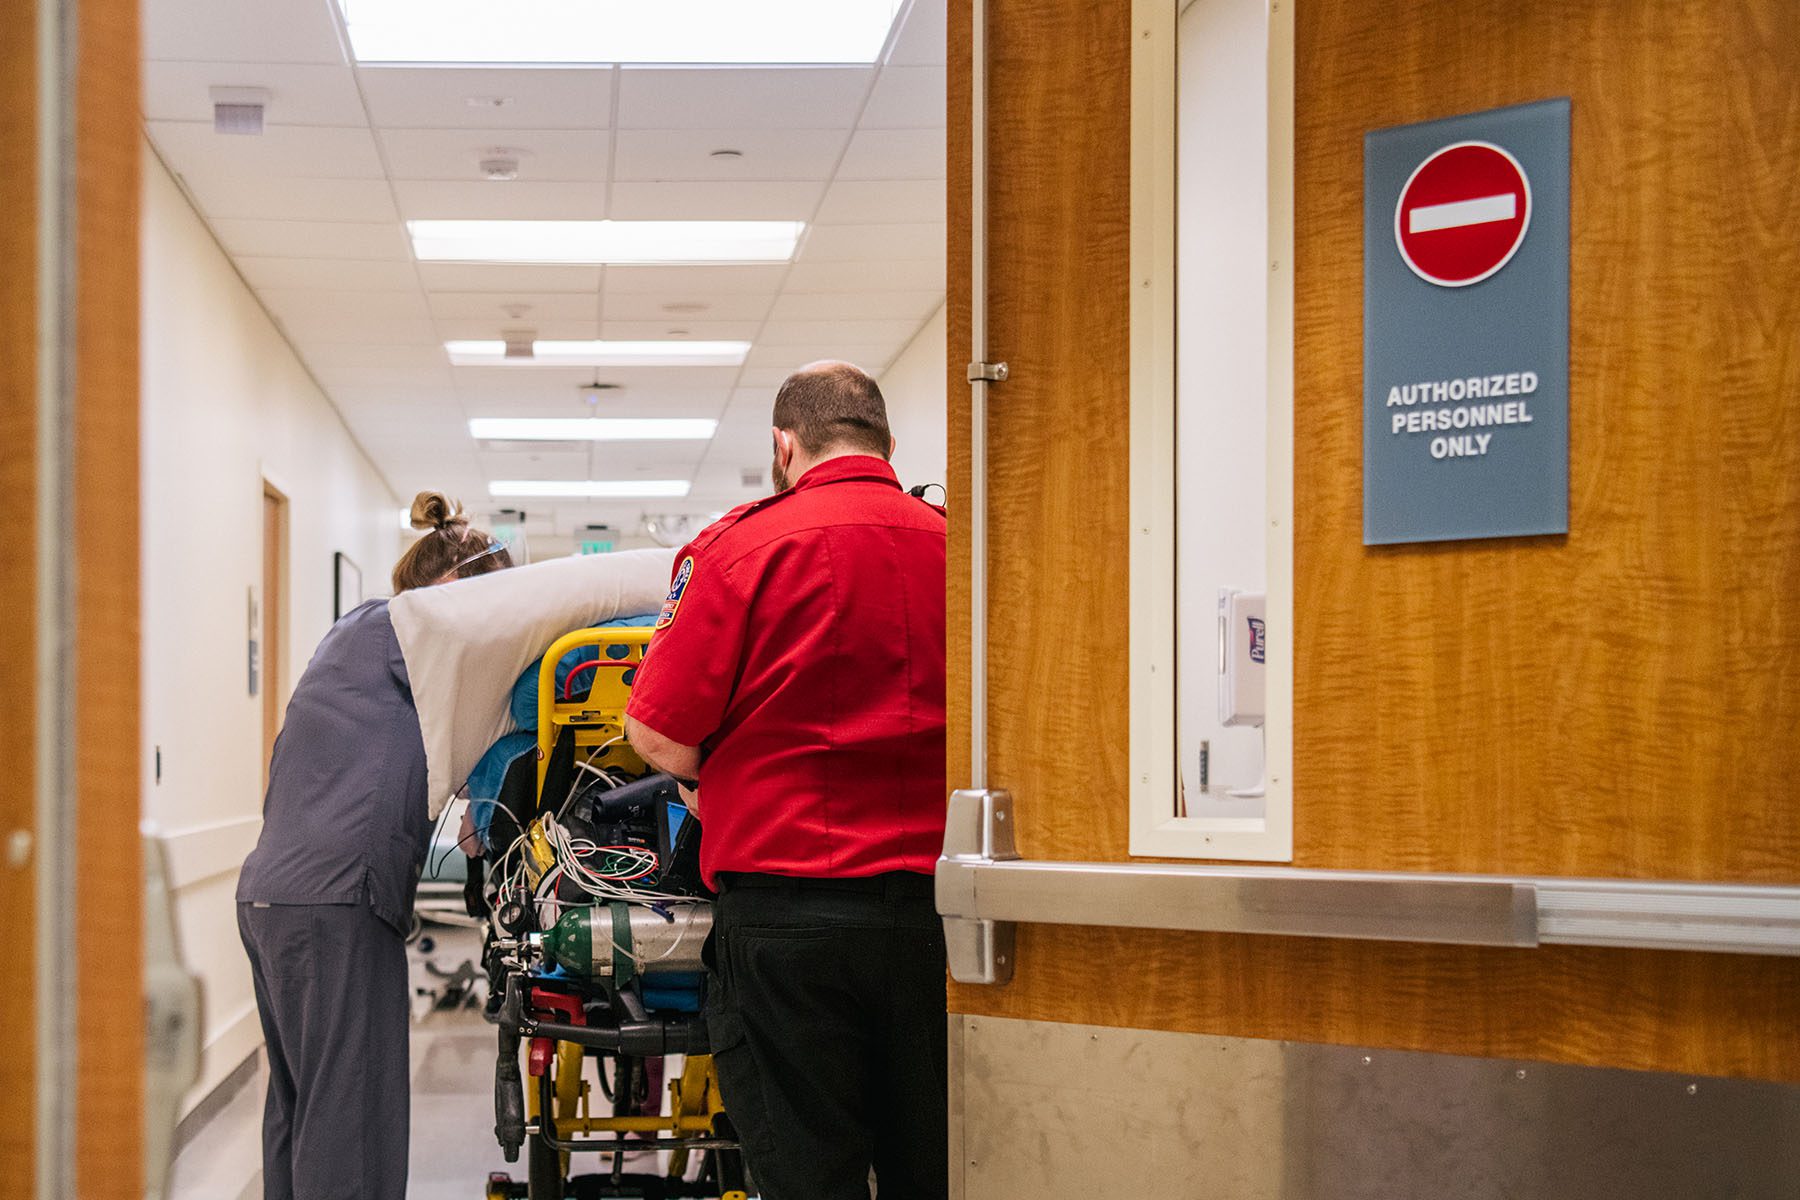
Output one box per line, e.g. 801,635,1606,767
937,790,1800,983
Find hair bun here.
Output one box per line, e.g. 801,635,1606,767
409,491,468,532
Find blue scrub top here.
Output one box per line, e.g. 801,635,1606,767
238,599,431,935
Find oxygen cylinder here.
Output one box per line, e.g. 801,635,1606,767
539,902,711,981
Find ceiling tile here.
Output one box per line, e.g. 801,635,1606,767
746,344,896,372
600,290,777,323
609,181,823,221
454,364,744,392
426,292,600,321
178,174,398,222
464,391,728,420
148,121,385,180
379,128,610,182
758,319,922,347
476,448,597,479
417,263,602,293
616,68,873,130
303,345,450,369
358,67,613,130
392,180,608,220
314,365,454,389
768,291,941,321
237,256,422,291
211,218,411,260
145,0,346,64
598,320,763,341
784,258,945,292
612,129,847,182
797,222,943,262
279,316,441,345
261,289,431,323
434,318,601,341
814,179,944,224
836,128,945,180
604,265,788,295
886,0,947,67
144,62,365,125
860,66,946,129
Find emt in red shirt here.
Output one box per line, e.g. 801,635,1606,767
624,360,948,1200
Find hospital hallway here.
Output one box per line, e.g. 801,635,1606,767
6,0,1800,1197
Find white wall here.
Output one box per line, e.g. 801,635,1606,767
140,143,401,1112
879,304,949,493
1176,0,1270,810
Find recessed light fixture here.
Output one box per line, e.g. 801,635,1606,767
339,0,904,66
447,339,749,367
408,219,802,265
489,479,692,499
471,418,717,441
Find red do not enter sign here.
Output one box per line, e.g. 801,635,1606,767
1394,141,1532,287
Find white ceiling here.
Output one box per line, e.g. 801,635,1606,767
143,0,946,550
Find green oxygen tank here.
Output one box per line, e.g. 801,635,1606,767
539,902,712,982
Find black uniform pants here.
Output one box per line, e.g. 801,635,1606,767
706,872,949,1200
238,901,410,1200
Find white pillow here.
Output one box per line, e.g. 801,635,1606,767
389,548,675,818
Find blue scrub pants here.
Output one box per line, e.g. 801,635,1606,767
238,901,410,1200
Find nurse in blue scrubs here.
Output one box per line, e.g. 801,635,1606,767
237,491,513,1200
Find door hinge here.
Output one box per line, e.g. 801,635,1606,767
967,361,1009,383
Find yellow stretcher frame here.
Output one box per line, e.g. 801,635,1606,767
521,625,734,1193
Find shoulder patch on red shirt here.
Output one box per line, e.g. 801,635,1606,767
656,555,694,629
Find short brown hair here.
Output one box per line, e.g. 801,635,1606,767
771,361,892,457
391,491,514,593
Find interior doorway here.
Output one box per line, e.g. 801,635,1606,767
261,482,286,787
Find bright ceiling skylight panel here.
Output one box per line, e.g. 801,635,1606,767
448,340,749,367
489,480,692,499
471,418,718,441
340,0,904,65
409,220,803,266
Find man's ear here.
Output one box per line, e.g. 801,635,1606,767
888,434,897,459
772,427,793,462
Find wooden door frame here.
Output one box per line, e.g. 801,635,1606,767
15,0,144,1195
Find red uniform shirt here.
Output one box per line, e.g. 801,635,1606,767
625,455,947,887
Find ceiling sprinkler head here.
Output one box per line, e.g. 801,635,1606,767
709,148,744,160
660,301,710,315
500,303,532,320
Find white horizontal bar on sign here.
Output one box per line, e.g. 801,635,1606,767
1408,193,1516,233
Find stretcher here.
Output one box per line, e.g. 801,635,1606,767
467,626,749,1200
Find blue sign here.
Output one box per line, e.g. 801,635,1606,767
1364,98,1570,545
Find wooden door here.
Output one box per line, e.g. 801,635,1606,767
2,0,143,1193
947,0,1800,1090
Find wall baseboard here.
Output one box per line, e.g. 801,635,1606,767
173,1043,260,1154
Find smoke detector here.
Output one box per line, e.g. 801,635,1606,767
501,328,536,359
210,86,270,135
479,146,527,181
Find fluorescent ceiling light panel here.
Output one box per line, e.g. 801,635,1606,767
471,417,718,441
340,0,903,65
447,339,749,367
409,220,803,266
489,479,692,499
